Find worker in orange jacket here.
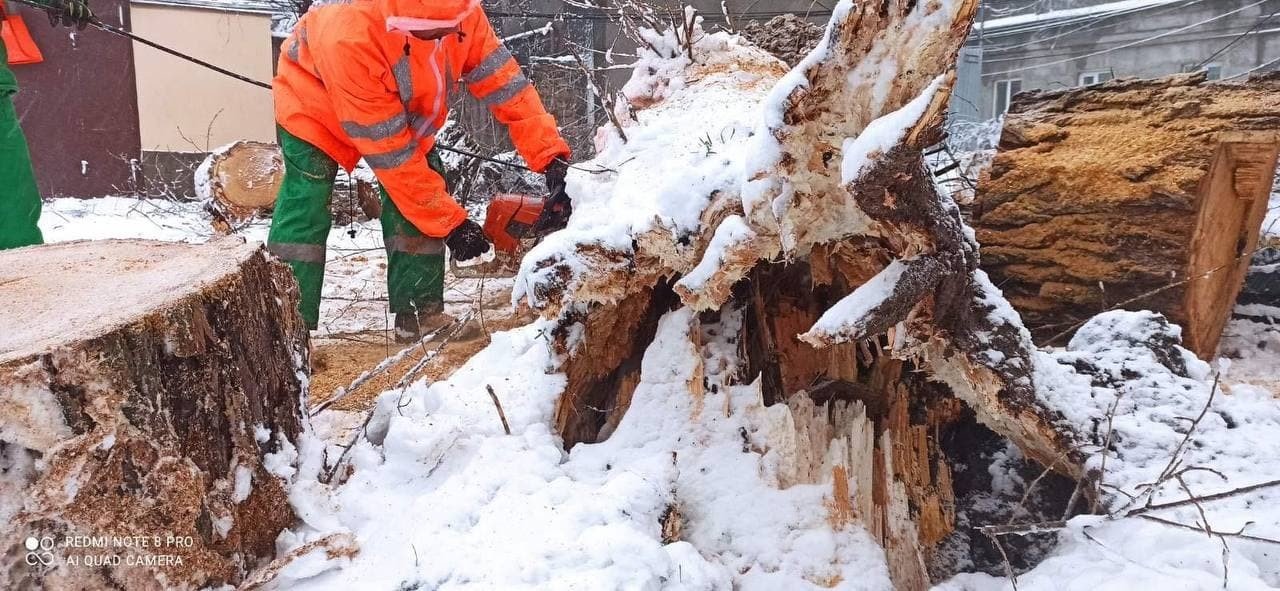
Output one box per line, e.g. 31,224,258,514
270,0,571,339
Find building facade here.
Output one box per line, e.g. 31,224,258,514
951,0,1280,122
7,0,272,198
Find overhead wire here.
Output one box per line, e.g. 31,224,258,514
982,0,1272,77
1193,4,1280,69
1223,53,1280,79
977,0,1187,38
983,0,1208,54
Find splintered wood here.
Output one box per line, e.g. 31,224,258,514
972,73,1280,357
514,0,1115,587
0,239,309,590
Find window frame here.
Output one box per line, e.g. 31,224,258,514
1078,70,1113,87
994,78,1023,115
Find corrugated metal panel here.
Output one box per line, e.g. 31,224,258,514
949,46,983,123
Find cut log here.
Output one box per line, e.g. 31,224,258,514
199,141,284,233
0,239,309,590
198,141,380,233
971,73,1280,357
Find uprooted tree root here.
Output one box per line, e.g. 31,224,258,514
503,0,1119,586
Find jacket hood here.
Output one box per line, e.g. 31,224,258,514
380,0,480,34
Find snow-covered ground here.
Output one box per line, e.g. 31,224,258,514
38,193,1280,590
38,197,509,336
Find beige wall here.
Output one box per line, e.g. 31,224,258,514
131,4,274,152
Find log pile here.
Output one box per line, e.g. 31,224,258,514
0,239,309,590
971,73,1280,357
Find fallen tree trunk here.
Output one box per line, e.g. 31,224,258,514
509,2,1102,586
0,239,310,590
970,73,1280,357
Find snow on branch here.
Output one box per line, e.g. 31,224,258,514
501,22,554,44
801,256,945,347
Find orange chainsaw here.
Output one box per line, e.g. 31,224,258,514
483,193,545,254
450,193,546,278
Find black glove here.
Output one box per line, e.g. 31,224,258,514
445,219,492,262
46,0,94,30
532,157,572,234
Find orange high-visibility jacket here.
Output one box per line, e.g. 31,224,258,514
273,0,571,237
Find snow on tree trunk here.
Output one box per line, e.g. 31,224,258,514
0,239,310,590
971,73,1280,358
507,0,1095,584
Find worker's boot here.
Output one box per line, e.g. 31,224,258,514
393,303,453,344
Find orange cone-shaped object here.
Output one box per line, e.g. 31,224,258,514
3,13,44,65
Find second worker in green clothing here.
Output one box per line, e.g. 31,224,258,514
0,0,93,250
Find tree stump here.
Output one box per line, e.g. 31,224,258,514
0,239,309,590
971,73,1280,357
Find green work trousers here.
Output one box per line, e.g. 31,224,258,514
0,88,43,251
267,126,447,330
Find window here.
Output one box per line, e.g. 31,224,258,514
1079,70,1113,86
994,79,1022,115
1182,63,1222,80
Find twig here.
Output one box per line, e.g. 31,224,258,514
1079,526,1172,576
486,385,512,435
571,52,628,143
394,310,477,390
1004,444,1085,527
719,0,734,33
318,333,386,345
320,311,474,483
1093,392,1124,511
309,320,456,416
980,529,1020,591
478,271,489,337
1128,479,1280,516
321,410,375,484
1044,242,1275,346
1111,373,1221,516
1175,473,1215,538
1146,374,1221,505
1137,514,1280,545
1062,478,1086,521
978,520,1068,537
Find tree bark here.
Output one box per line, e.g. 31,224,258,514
971,73,1280,357
0,239,310,590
